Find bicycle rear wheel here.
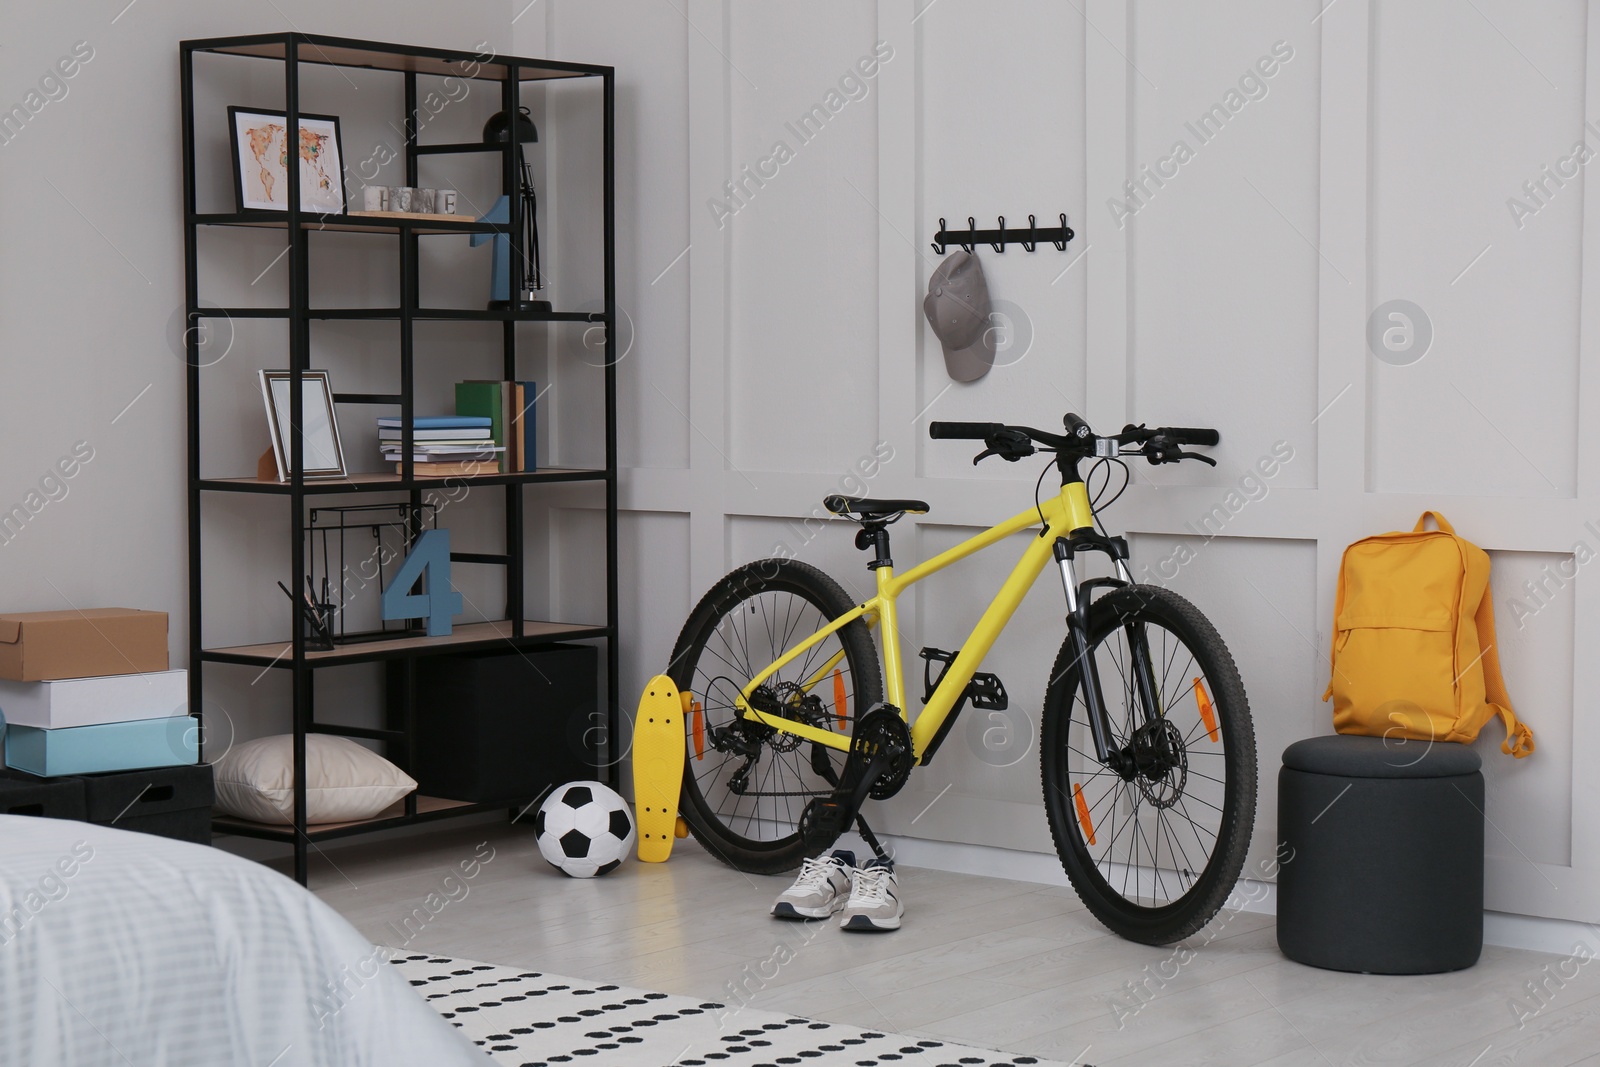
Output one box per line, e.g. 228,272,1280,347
668,559,883,875
1041,584,1256,945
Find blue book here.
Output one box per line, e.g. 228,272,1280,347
376,415,493,430
518,381,537,471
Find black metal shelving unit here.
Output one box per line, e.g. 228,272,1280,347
180,33,618,885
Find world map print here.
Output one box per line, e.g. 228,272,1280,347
233,110,344,213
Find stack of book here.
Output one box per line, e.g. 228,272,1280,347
378,415,503,477
455,380,537,474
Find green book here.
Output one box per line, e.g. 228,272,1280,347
454,381,508,473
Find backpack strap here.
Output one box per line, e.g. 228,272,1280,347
1475,583,1535,758
1415,511,1456,534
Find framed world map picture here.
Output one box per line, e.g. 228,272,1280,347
228,107,347,214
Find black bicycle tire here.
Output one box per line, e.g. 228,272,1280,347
1040,584,1257,945
668,558,884,875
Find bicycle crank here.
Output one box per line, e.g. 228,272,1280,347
797,705,913,856
845,705,915,800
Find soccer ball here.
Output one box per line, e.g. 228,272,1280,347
534,781,636,878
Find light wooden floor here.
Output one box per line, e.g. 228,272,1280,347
285,822,1600,1066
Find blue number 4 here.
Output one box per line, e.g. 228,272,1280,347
381,529,464,637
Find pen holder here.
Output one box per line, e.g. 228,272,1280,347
303,601,335,652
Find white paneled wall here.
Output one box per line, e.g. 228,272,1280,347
530,0,1599,926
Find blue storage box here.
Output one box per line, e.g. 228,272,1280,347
5,716,198,777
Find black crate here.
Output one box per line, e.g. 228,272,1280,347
394,644,601,803
0,767,87,820
75,763,214,846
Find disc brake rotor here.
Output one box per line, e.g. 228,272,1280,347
1133,718,1188,809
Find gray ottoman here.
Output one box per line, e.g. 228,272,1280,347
1277,735,1484,974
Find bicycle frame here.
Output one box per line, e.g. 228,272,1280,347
733,480,1113,760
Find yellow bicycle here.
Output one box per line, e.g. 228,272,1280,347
668,414,1256,944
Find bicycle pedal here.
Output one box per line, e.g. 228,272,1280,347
967,671,1008,710
798,797,852,856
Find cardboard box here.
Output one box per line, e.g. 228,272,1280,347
0,669,187,729
0,609,168,681
4,716,198,777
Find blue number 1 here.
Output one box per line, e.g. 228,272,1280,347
381,528,464,637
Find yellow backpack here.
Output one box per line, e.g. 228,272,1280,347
1323,511,1534,757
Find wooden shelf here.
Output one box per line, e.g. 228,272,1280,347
213,794,507,842
186,32,604,82
201,619,607,668
198,467,607,494
191,211,500,236
188,307,604,323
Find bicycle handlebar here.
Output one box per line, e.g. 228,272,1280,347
928,415,1220,466
1150,426,1219,447
927,422,1005,440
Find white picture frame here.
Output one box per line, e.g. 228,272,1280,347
259,370,347,480
228,107,347,214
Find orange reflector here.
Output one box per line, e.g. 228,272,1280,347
1194,677,1219,742
1073,783,1096,846
690,700,705,760
833,669,848,729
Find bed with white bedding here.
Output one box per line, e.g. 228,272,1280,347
0,815,486,1066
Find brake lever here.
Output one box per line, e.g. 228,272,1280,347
973,429,1035,465
973,444,1035,465
1141,435,1214,466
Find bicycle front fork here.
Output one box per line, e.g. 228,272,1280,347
1054,536,1163,768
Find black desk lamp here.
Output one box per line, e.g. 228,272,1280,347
483,106,549,312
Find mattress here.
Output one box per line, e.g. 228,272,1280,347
0,815,486,1066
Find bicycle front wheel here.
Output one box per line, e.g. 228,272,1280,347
1041,584,1256,945
668,558,883,875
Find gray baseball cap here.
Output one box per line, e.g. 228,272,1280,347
923,251,995,382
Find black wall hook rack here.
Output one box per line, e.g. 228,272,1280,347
932,213,1074,255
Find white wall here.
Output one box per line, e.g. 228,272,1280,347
534,0,1600,928
0,3,517,744
3,0,1595,928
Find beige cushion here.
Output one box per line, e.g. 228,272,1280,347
211,734,416,824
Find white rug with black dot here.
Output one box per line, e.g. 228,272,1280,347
390,954,1076,1067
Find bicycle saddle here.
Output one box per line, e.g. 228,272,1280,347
823,496,930,519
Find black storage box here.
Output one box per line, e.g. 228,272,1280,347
0,767,87,820
396,644,601,803
75,763,214,846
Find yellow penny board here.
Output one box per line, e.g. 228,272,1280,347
631,674,687,862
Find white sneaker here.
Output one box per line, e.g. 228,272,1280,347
771,850,856,920
839,857,903,932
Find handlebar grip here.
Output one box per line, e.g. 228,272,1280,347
1158,426,1220,447
929,421,1004,440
